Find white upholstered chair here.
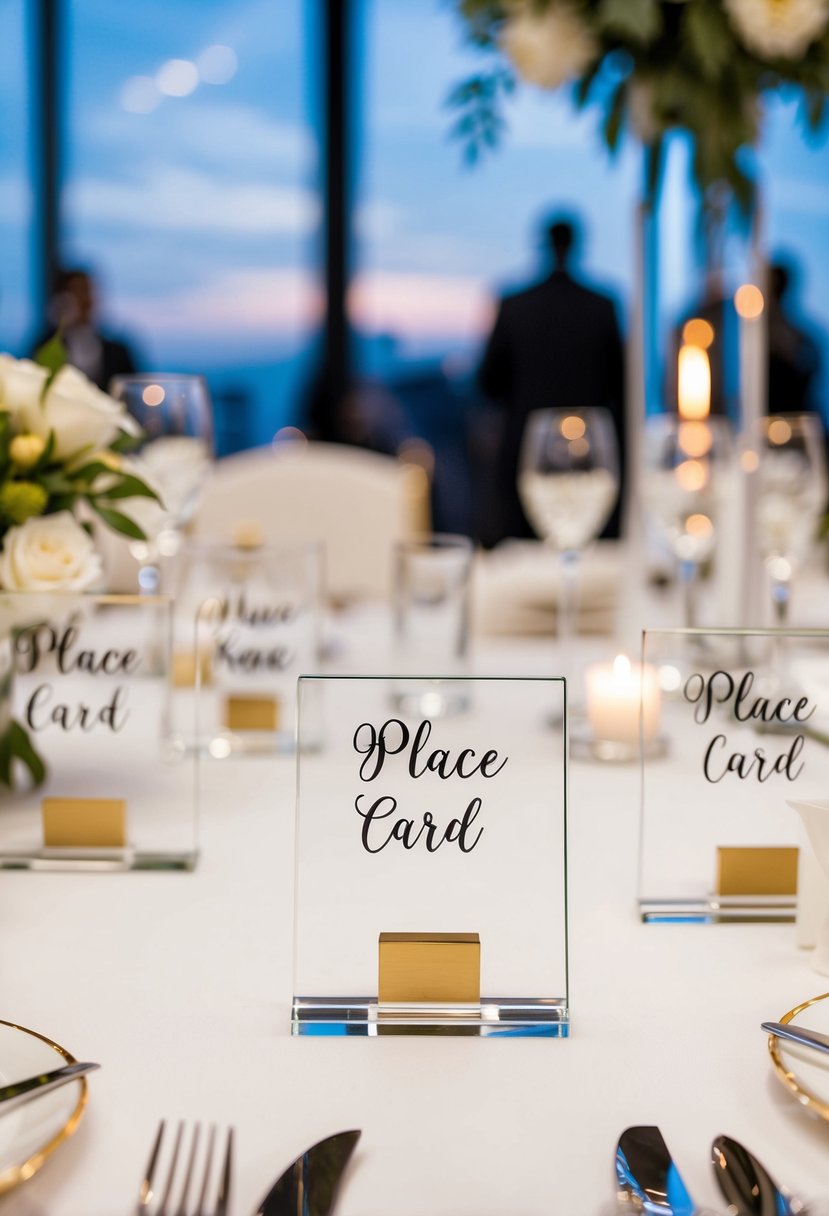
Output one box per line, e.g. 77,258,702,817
189,441,431,600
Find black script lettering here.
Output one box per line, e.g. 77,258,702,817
25,683,130,733
354,717,508,783
684,670,734,725
214,629,294,673
703,732,806,783
731,670,816,725
14,625,140,677
354,719,409,782
233,591,297,628
408,719,508,780
355,793,484,854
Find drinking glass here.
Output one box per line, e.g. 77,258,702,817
754,413,827,625
392,533,474,717
110,374,214,592
518,408,619,702
642,414,732,627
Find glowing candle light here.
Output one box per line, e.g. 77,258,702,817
678,343,711,420
585,654,661,747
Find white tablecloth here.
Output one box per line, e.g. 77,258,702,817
3,580,829,1216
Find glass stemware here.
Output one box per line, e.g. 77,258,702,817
643,414,732,627
518,407,619,705
754,412,828,625
109,374,214,593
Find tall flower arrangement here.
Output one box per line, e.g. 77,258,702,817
0,345,158,784
451,0,829,209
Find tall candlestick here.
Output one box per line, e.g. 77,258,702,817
735,281,766,626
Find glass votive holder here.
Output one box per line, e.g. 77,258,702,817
391,533,474,718
573,654,667,762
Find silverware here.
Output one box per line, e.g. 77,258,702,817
762,1020,829,1055
137,1120,233,1216
0,1060,99,1115
711,1135,803,1216
252,1130,361,1216
615,1125,697,1215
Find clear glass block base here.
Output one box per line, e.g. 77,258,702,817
0,846,198,872
292,996,569,1037
639,893,795,923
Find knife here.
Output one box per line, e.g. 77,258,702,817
615,1125,696,1215
762,1020,829,1055
252,1129,361,1216
0,1061,99,1116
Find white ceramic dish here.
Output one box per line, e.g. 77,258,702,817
0,1019,88,1194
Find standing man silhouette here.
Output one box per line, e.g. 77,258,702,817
33,267,139,390
478,216,626,543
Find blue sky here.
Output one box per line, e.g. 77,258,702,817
0,0,827,428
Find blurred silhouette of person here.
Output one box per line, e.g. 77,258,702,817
32,267,139,389
767,259,821,413
478,215,626,543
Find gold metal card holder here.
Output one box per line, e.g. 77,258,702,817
42,798,127,849
224,695,279,732
716,846,799,897
378,932,481,1004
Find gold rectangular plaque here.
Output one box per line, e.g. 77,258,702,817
378,932,480,1003
42,798,127,848
225,695,279,732
716,846,799,896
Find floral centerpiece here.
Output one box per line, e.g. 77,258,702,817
0,346,158,784
451,0,829,209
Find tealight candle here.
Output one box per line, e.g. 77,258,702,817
585,654,661,747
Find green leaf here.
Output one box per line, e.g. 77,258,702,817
33,331,67,378
0,719,47,788
95,473,161,503
38,471,78,496
0,411,11,477
597,0,661,45
29,430,56,476
69,462,160,505
682,2,732,79
109,431,143,455
68,458,120,482
32,331,68,405
90,500,148,541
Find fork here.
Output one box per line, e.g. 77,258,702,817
137,1120,234,1216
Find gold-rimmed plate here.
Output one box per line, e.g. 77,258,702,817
0,1020,88,1194
768,991,829,1120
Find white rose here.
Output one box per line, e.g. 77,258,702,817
725,0,829,59
500,2,598,90
15,364,140,461
0,511,103,592
0,356,49,415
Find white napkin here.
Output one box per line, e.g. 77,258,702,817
472,540,620,636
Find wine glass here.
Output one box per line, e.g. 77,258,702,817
754,413,827,625
110,374,214,592
642,414,732,627
518,407,619,704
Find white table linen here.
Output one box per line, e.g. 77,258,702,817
3,572,829,1216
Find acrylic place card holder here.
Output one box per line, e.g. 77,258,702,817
639,628,829,922
0,593,196,871
292,675,569,1037
167,540,323,756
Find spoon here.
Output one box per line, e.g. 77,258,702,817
711,1135,805,1216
